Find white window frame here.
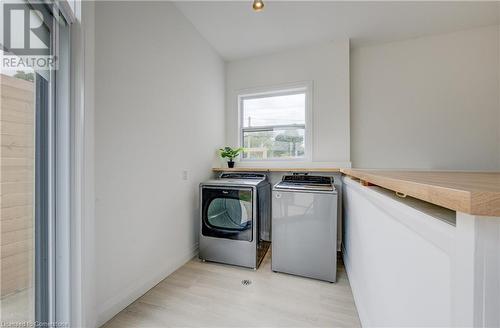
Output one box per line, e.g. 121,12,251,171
237,81,313,162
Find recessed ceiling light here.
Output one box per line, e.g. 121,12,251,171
252,0,264,12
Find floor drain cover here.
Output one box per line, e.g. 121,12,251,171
241,279,252,286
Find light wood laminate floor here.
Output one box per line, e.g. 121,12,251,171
102,251,360,327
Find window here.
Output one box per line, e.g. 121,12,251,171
239,83,311,161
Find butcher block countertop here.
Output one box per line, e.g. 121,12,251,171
212,167,341,173
340,169,500,217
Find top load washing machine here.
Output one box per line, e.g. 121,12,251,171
272,174,338,282
199,173,271,269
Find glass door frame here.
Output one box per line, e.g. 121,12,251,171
26,2,71,326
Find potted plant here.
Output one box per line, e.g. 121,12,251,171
219,147,244,168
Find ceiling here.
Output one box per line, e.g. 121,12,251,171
174,1,500,61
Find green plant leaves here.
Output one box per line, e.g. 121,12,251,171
219,146,244,160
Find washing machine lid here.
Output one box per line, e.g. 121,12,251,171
274,174,335,192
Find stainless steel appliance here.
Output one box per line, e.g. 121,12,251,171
200,173,271,269
272,174,338,282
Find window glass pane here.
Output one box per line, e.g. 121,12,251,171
1,55,36,323
242,128,305,160
242,93,305,128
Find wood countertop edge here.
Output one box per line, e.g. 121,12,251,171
210,167,499,216
340,169,500,217
212,167,341,172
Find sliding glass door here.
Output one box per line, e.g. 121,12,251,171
1,2,70,326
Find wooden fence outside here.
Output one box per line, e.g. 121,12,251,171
1,73,35,297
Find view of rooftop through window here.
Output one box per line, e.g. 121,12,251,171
241,90,308,160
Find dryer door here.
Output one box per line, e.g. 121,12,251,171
202,187,253,241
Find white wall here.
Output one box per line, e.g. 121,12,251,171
225,41,351,168
94,2,225,325
351,26,500,170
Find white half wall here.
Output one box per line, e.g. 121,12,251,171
343,177,500,327
342,176,455,326
94,2,225,325
351,26,500,170
225,41,351,168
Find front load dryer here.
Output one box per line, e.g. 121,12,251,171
199,173,271,269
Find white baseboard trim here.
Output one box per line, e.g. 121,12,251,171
342,245,369,328
96,244,199,327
